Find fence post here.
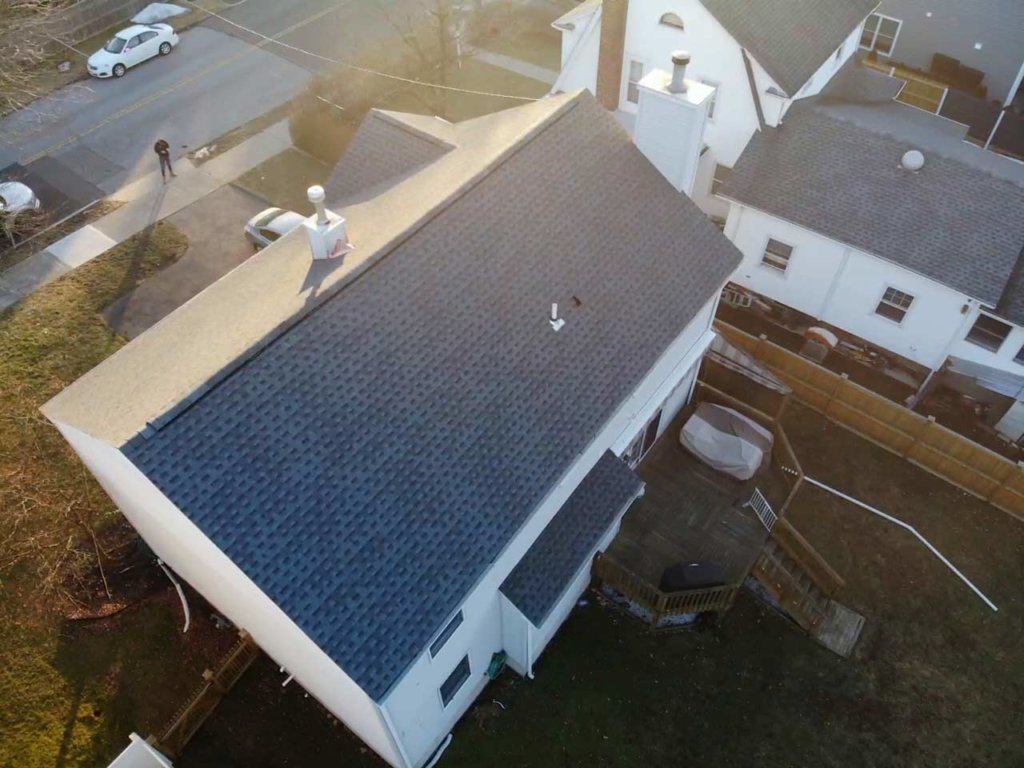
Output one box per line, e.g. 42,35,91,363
985,460,1024,502
903,415,935,458
823,373,848,417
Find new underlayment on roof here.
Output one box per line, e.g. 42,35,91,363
46,90,741,701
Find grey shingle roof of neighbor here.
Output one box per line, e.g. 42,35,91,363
324,110,455,205
500,451,644,626
698,0,878,95
720,66,1024,314
118,91,742,701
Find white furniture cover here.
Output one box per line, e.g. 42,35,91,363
680,403,774,480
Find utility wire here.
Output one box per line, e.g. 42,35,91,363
183,0,540,102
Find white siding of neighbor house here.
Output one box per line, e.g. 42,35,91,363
554,7,600,95
48,421,406,768
381,291,722,767
724,203,1024,373
793,24,865,102
499,594,530,675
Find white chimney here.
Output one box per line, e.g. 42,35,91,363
302,185,353,260
633,51,715,197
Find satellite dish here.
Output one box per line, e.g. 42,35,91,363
901,150,925,171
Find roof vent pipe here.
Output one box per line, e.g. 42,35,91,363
308,184,329,225
669,50,690,94
303,185,353,260
900,150,925,171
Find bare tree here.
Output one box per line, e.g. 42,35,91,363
0,0,65,115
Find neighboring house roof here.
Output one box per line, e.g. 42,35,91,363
720,65,1024,314
325,110,455,205
500,451,644,625
49,90,741,702
698,0,878,95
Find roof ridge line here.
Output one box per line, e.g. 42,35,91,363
370,108,458,151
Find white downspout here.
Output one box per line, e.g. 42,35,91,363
525,624,535,679
549,6,601,95
816,246,854,320
909,298,979,407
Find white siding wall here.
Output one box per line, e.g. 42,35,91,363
50,421,405,768
724,204,1022,372
499,594,530,675
553,8,600,95
382,291,722,766
793,25,865,101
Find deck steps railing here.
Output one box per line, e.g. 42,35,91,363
745,488,778,531
594,553,739,627
155,630,260,756
752,519,845,632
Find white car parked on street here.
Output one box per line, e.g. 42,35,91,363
87,24,180,78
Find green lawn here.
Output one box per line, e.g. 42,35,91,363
233,148,329,217
183,403,1024,768
0,222,237,768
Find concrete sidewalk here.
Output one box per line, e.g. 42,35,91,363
0,120,291,312
473,49,559,85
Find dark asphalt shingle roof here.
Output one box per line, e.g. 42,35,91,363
324,111,454,205
720,72,1024,309
124,92,742,701
500,451,643,626
699,0,878,95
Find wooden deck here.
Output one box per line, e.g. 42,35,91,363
605,412,771,588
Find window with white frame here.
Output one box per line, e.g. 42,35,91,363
760,238,793,273
700,79,718,120
875,287,914,323
440,655,471,707
966,314,1012,352
1014,343,1024,365
626,59,644,104
710,163,731,196
659,12,684,30
428,610,463,658
860,13,901,56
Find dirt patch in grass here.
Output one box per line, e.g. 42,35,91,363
0,200,123,273
233,148,329,216
0,221,238,767
183,403,1024,768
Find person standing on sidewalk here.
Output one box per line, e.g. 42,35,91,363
154,138,176,181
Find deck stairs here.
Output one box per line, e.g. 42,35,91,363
751,519,864,657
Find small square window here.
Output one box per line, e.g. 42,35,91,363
1014,344,1024,364
626,60,644,104
875,287,914,323
711,163,732,196
761,238,792,273
440,656,471,707
966,314,1012,352
429,610,463,658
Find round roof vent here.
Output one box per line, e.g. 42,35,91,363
901,150,925,171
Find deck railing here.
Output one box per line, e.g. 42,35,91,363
594,553,739,627
746,488,778,531
155,631,260,756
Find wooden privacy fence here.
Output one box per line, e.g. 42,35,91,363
155,631,260,756
716,322,1024,521
593,553,739,627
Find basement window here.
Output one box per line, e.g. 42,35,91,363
875,287,914,323
760,238,793,273
659,12,684,30
429,610,464,658
1015,344,1024,365
966,314,1012,352
440,656,471,707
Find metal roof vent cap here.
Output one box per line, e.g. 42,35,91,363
669,50,691,94
900,150,925,171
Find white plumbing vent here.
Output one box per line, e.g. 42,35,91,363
549,302,565,332
900,150,925,171
303,185,353,260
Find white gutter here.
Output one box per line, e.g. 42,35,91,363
157,559,191,632
379,703,415,768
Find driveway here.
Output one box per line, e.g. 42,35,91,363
0,26,309,195
103,184,269,338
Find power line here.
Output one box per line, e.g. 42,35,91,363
183,1,540,102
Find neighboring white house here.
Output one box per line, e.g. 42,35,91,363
551,0,877,216
716,64,1024,389
43,89,741,768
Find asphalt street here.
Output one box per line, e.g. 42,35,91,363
0,0,428,202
